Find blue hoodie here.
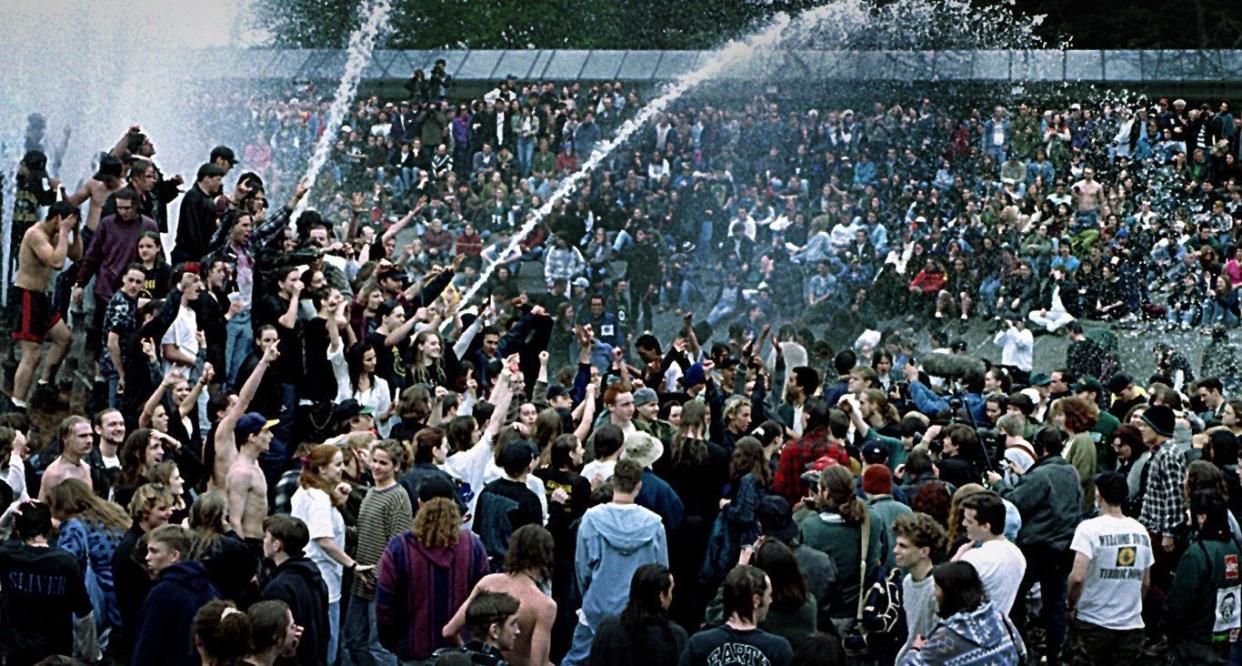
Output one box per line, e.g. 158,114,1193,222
575,502,668,628
132,560,219,666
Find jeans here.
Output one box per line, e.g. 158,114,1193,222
328,599,340,666
517,137,535,176
107,375,121,409
612,229,634,253
1015,545,1072,665
225,309,253,391
1166,307,1197,327
1202,300,1239,328
344,594,396,666
561,620,596,666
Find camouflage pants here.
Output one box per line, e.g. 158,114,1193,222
1065,618,1144,666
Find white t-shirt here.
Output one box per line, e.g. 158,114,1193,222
580,459,617,487
291,486,346,603
1070,514,1153,630
961,538,1027,614
161,306,199,373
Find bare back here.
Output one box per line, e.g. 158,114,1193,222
476,573,557,666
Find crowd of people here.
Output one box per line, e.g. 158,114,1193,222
1,60,1242,666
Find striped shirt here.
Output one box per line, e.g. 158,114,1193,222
351,484,413,600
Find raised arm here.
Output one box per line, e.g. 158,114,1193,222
573,383,598,444
139,370,182,428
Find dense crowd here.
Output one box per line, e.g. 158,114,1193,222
2,59,1242,666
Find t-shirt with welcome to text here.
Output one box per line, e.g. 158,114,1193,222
1069,513,1154,630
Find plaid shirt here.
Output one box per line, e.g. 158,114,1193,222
543,245,586,283
1139,440,1186,536
773,431,850,504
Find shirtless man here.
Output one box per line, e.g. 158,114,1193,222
211,342,278,491
39,415,94,500
442,526,557,666
8,201,82,408
226,410,279,543
1071,167,1102,221
63,154,125,235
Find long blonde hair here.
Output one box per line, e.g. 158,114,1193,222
46,479,130,532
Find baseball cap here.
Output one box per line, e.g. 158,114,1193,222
1072,375,1103,395
632,387,658,407
861,441,890,465
1108,372,1133,394
210,145,238,165
1029,372,1051,387
235,412,279,440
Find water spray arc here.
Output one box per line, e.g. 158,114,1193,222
450,11,816,316
291,0,393,225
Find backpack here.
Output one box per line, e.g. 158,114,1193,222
842,567,907,661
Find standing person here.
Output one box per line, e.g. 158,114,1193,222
172,163,225,264
949,492,1027,615
588,564,689,666
443,525,558,666
261,515,331,666
1065,472,1153,665
893,512,949,663
679,565,794,666
292,444,368,665
896,561,1026,665
111,483,175,660
101,263,146,408
1135,405,1187,601
1164,489,1242,664
0,501,94,664
563,459,669,666
45,478,130,644
8,201,81,410
39,416,94,500
798,465,887,629
344,439,413,666
131,525,220,666
985,427,1081,662
71,188,159,377
225,412,278,546
376,493,489,664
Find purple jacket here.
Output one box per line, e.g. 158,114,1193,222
375,528,489,661
76,213,158,301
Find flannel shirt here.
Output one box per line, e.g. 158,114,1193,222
772,431,850,504
543,245,586,283
1139,440,1186,537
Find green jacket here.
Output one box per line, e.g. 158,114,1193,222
799,509,888,619
1166,537,1242,661
1065,432,1098,515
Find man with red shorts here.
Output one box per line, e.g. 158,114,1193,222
7,201,82,409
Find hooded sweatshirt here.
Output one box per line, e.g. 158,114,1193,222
131,560,219,666
262,556,331,666
575,502,668,628
897,600,1026,666
376,528,490,661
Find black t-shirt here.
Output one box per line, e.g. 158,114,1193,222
533,468,591,560
479,478,543,532
0,543,93,663
255,292,304,383
679,625,793,666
